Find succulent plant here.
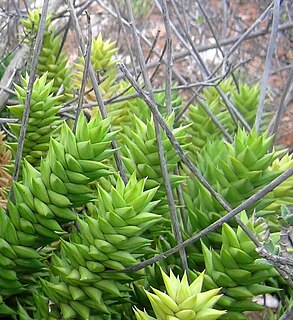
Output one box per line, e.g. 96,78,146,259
121,112,188,215
8,111,115,246
8,73,63,165
73,33,118,102
41,173,162,319
231,83,260,127
186,80,262,157
183,128,292,239
264,154,293,213
200,212,280,319
105,80,148,131
0,17,291,319
134,269,226,320
154,88,183,117
0,207,46,317
0,111,117,316
21,10,73,100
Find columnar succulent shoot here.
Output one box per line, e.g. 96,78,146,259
0,132,11,207
0,207,46,317
264,154,293,213
203,79,260,128
184,128,292,237
180,129,292,318
230,83,260,127
202,78,235,105
8,73,62,165
200,212,280,319
121,112,188,214
74,33,118,101
0,112,116,316
21,10,73,100
196,129,282,206
134,269,226,320
186,80,261,156
41,174,162,319
8,111,115,247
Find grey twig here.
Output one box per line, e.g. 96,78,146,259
112,0,138,78
280,303,293,320
0,45,28,111
224,2,275,71
268,64,293,139
158,2,279,123
0,118,18,124
55,0,94,35
161,0,173,115
257,248,293,266
255,0,281,132
106,29,162,105
149,41,167,84
73,11,92,133
116,21,293,82
167,0,251,131
0,84,15,95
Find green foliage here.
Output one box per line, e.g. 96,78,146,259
200,212,280,319
121,112,188,215
21,10,73,100
1,11,292,320
106,81,183,134
73,33,118,101
183,128,292,238
8,73,62,165
0,112,116,315
186,79,261,156
41,173,161,318
265,155,293,214
135,270,226,320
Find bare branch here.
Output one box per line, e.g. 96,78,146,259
116,21,293,81
161,0,173,115
167,0,251,130
73,11,92,133
268,64,293,139
255,0,281,132
0,45,28,111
